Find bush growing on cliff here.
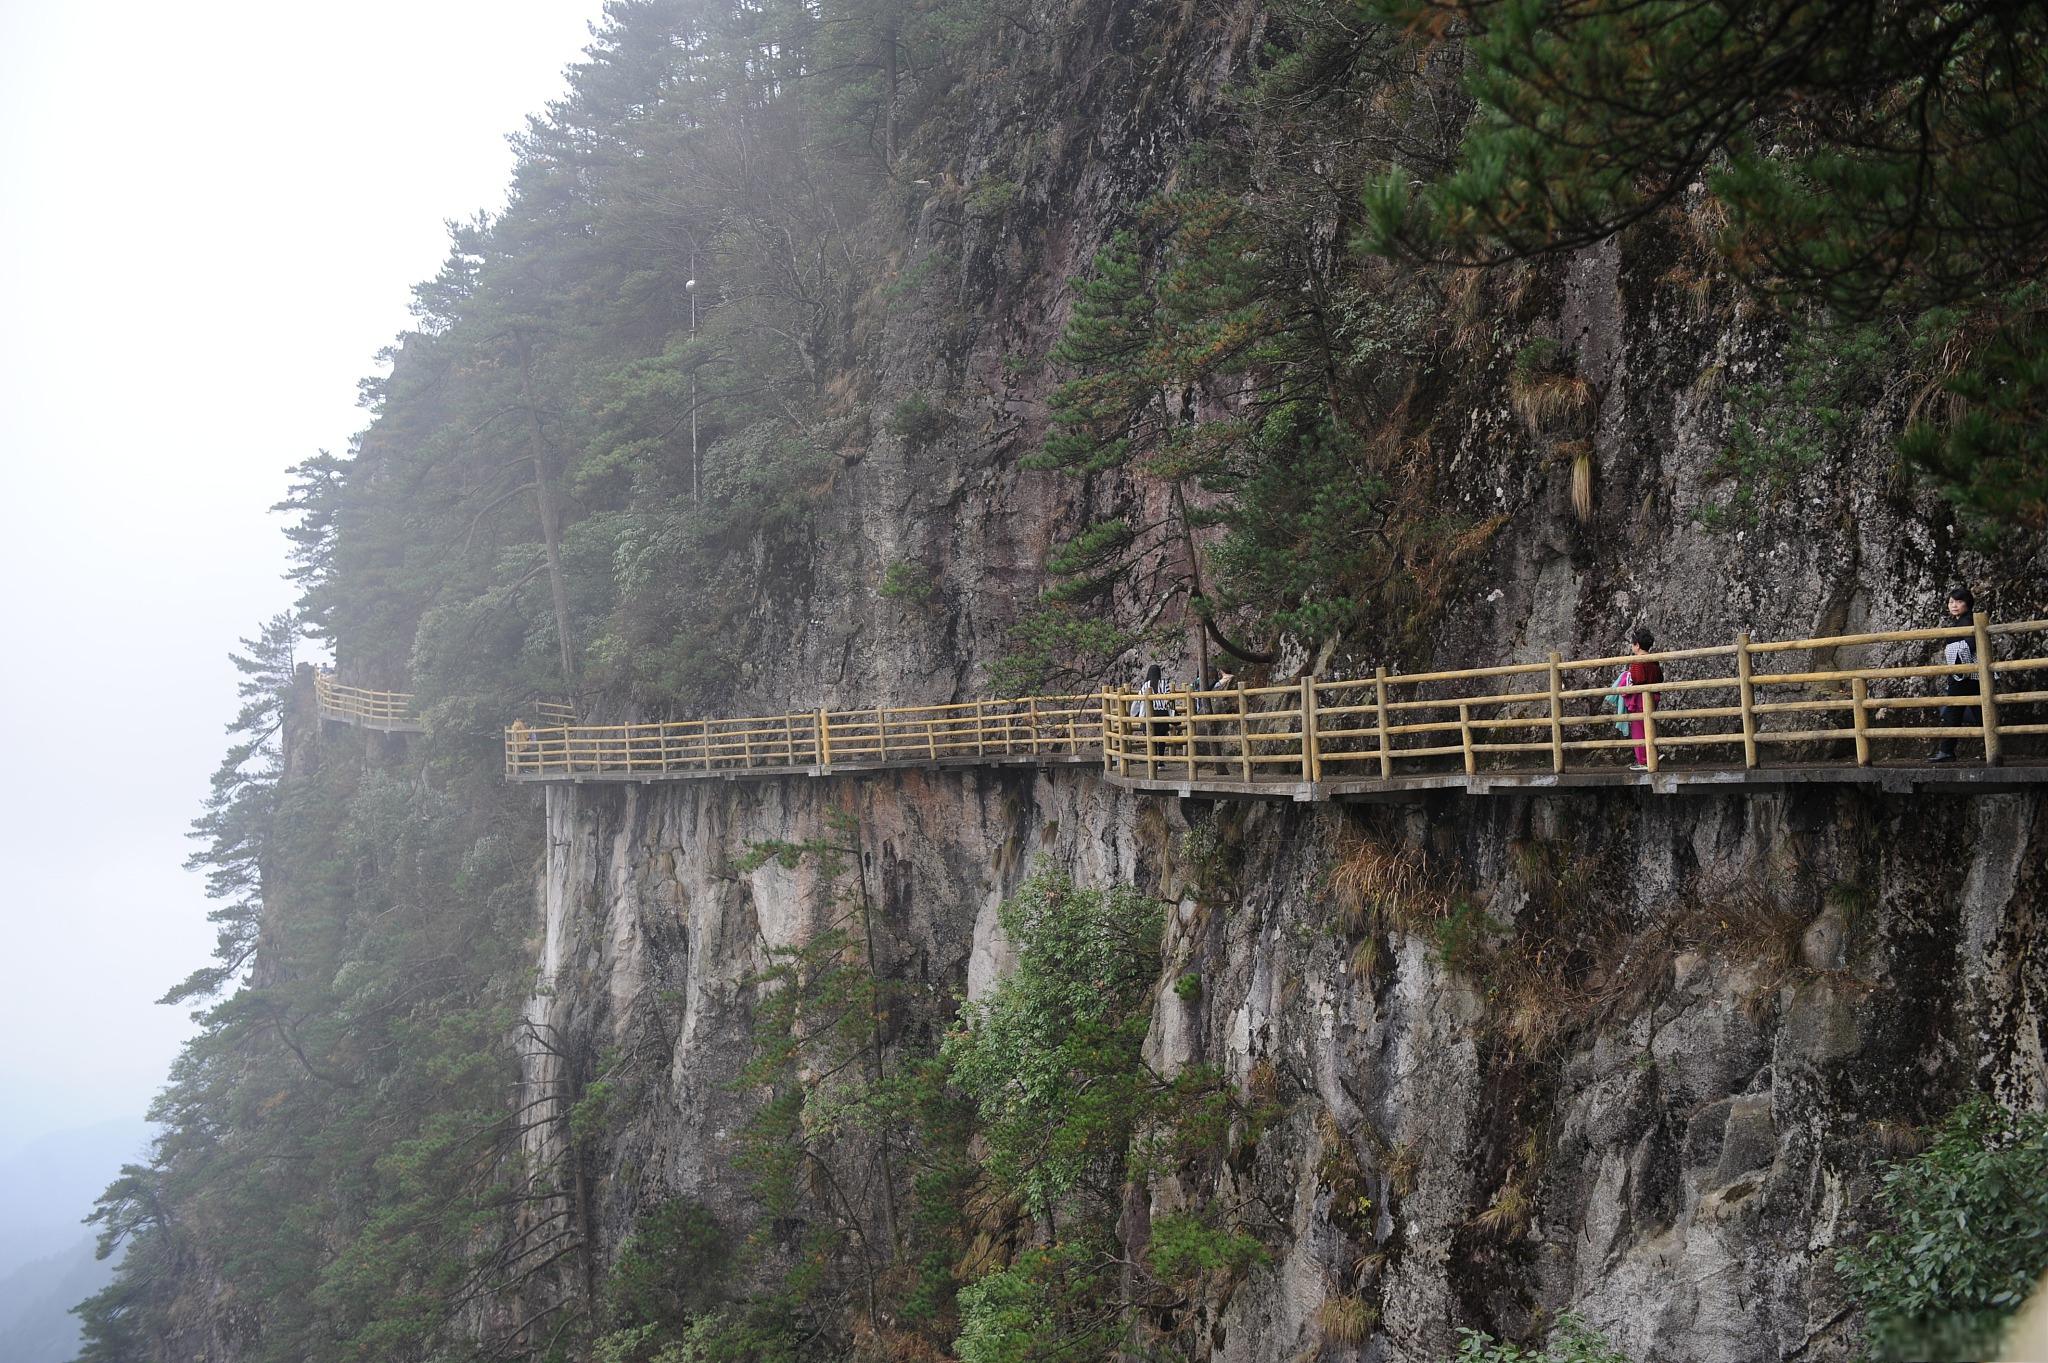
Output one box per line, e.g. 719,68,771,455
1450,1313,1632,1363
942,872,1166,1214
1839,1098,2048,1361
944,870,1268,1358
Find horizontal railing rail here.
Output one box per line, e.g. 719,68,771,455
315,671,421,729
504,616,2048,786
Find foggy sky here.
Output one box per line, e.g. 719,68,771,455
0,0,606,1165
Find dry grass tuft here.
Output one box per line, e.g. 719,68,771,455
1329,832,1448,934
1571,448,1595,524
1472,1176,1531,1241
1870,1118,1929,1158
1511,371,1595,432
1348,937,1382,981
1316,1295,1380,1346
1384,1142,1422,1197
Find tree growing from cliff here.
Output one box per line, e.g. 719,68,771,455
1364,0,2048,531
943,871,1266,1362
1839,1098,2048,1361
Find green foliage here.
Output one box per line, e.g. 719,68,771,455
990,601,1141,696
1368,0,2048,531
603,1199,731,1338
888,393,957,450
1838,1098,2048,1362
943,870,1263,1359
954,1239,1126,1363
966,178,1020,218
880,559,939,606
1432,900,1501,974
1145,1211,1268,1288
1450,1314,1633,1363
942,873,1166,1213
1023,104,1455,678
1174,972,1203,1002
1512,338,1564,381
1705,322,1893,528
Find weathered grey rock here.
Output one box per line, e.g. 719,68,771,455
519,770,2044,1362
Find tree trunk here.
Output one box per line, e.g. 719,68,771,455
517,340,579,691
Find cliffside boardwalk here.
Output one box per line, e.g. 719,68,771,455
502,616,2048,797
314,671,425,734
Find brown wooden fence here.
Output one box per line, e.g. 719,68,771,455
1102,614,2048,782
503,616,2048,786
315,671,423,732
504,696,1103,778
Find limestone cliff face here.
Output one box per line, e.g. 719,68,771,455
522,769,2044,1361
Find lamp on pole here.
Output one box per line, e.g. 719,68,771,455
685,269,700,506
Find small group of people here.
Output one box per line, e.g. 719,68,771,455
1615,584,1987,770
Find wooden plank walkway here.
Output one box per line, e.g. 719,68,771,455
502,615,2048,800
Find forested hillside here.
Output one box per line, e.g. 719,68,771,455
77,0,2048,1360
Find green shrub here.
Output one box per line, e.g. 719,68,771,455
888,394,955,450
1838,1098,2048,1361
941,872,1165,1214
1451,1314,1631,1362
880,560,938,605
604,1198,730,1334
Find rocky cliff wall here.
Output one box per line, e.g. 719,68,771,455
521,766,2045,1361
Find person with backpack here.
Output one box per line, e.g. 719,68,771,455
1932,585,1980,763
1622,627,1663,770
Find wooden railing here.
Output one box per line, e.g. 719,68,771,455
315,671,422,731
504,696,1103,778
1103,615,2048,783
503,617,2048,787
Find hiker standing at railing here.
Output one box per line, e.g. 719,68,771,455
1931,585,1979,763
1624,628,1663,770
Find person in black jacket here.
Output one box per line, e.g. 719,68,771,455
1932,585,1979,762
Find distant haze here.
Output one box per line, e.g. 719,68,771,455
0,0,603,1199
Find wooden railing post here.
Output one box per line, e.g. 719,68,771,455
1735,632,1758,769
876,706,888,762
1300,676,1321,783
817,707,833,770
1102,694,1116,773
1028,697,1041,755
1641,685,1660,773
1850,677,1871,766
1975,611,2002,766
1235,685,1251,781
974,700,985,758
1458,701,1476,775
1374,667,1393,780
1547,652,1565,774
